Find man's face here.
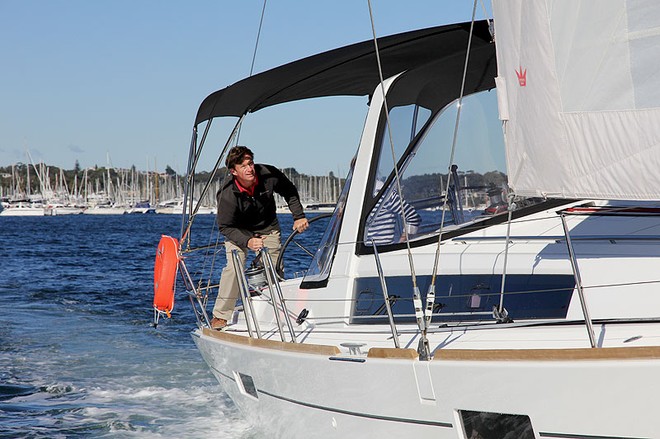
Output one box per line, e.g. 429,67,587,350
231,155,256,187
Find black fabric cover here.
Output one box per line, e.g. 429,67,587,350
194,21,495,126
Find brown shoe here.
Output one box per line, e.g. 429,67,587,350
210,317,227,330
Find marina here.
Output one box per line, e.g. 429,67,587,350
0,165,350,216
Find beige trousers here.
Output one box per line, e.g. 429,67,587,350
212,229,281,320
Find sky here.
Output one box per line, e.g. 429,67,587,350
1,1,493,176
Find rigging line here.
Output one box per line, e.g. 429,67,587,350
181,116,245,244
496,194,515,322
181,126,199,244
198,219,222,302
249,0,268,77
429,0,479,288
182,117,215,245
367,0,430,359
425,0,479,331
366,0,418,287
237,0,268,144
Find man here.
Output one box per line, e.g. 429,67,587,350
211,146,309,330
365,180,421,246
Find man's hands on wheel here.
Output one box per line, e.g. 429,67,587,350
293,218,309,234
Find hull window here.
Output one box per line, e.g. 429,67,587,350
459,410,535,439
234,372,259,400
352,274,574,324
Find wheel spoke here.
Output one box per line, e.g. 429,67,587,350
292,240,314,257
276,212,333,278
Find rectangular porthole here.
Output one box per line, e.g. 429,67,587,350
459,410,535,439
233,372,259,400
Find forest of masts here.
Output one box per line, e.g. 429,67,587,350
0,162,344,208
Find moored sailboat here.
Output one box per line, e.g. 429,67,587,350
0,199,45,216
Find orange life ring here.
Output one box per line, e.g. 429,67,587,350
153,235,180,318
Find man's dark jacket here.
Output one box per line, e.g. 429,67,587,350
216,164,305,248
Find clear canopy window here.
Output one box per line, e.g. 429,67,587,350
364,89,514,247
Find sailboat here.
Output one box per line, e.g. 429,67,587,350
156,3,660,438
0,163,45,216
0,199,44,216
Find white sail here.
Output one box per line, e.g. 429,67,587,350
493,0,660,200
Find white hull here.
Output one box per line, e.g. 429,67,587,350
192,201,660,438
154,207,182,215
83,206,127,215
155,206,215,215
0,207,44,216
155,198,214,215
194,324,660,438
304,203,336,214
303,207,335,214
44,206,85,215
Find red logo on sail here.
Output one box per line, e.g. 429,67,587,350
515,66,527,87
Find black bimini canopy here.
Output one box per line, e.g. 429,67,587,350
194,21,496,126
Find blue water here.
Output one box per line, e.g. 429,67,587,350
0,214,327,438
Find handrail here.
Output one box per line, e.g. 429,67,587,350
231,250,260,338
371,241,401,348
178,258,212,329
261,247,297,343
559,213,597,348
495,194,516,324
454,235,660,243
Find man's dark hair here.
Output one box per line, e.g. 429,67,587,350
226,146,254,169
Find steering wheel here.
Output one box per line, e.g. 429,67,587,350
276,212,333,279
